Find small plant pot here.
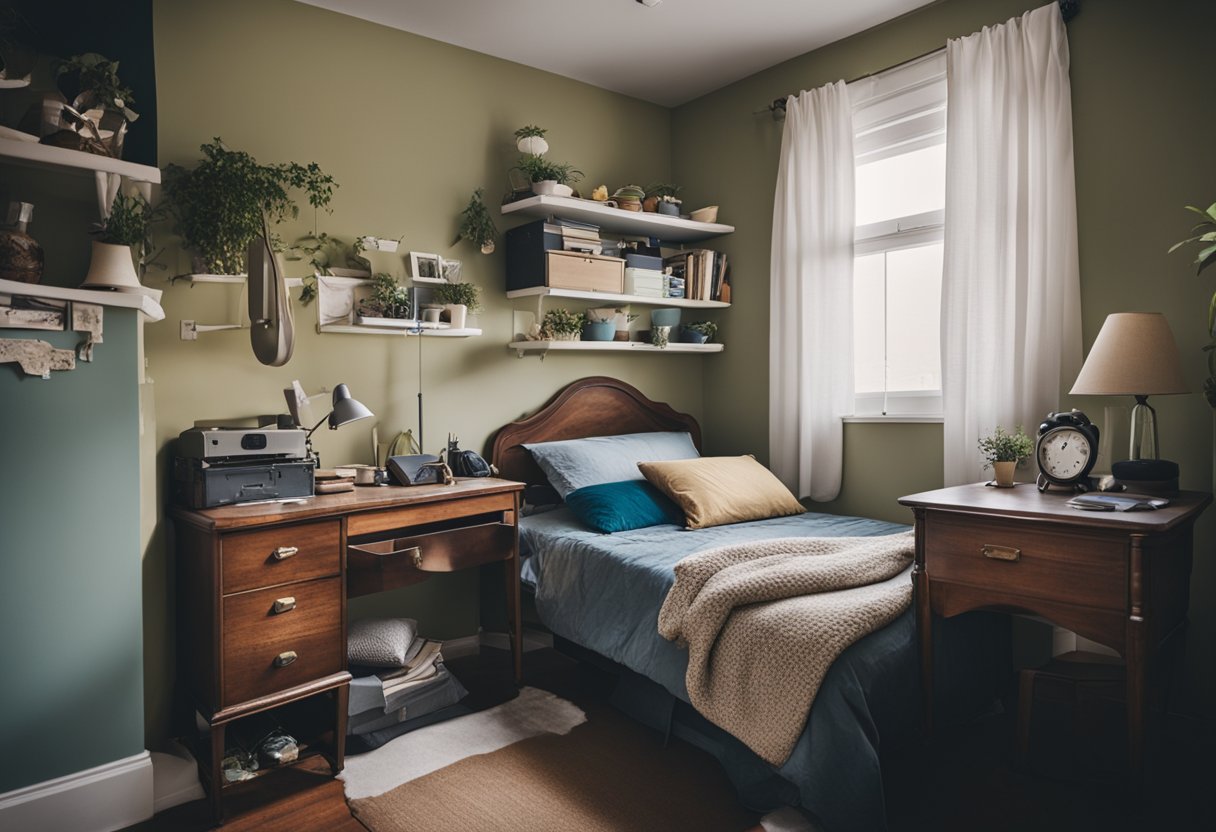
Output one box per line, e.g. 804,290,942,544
480,241,495,255
992,460,1017,487
444,303,468,330
516,135,549,155
532,180,573,197
679,327,709,344
615,197,643,212
581,320,616,341
651,325,672,348
642,196,659,213
549,331,580,342
650,308,681,328
657,201,681,216
80,240,141,291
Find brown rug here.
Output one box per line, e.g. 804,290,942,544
348,703,757,832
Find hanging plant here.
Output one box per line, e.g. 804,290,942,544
454,188,498,254
514,124,549,155
1169,200,1216,407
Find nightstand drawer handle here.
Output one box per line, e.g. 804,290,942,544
272,546,299,561
408,546,423,568
272,596,296,614
273,651,298,668
983,545,1021,562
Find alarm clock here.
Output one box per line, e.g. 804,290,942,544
1035,410,1100,492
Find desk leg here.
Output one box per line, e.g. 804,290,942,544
1126,534,1147,792
334,683,348,774
209,722,226,826
913,509,933,738
505,553,523,685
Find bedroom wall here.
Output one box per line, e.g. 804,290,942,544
673,0,1216,717
144,0,695,744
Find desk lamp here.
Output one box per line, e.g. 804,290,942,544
303,383,373,465
1070,312,1188,491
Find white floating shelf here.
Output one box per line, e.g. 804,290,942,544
507,286,728,309
0,136,161,183
318,324,482,337
0,278,165,322
181,274,304,288
501,195,733,242
509,340,723,357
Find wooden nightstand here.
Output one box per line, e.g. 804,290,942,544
172,477,524,822
899,484,1210,785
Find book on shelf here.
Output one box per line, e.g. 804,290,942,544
663,249,729,301
549,216,600,232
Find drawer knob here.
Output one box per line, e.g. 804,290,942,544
409,546,423,568
982,544,1021,562
273,651,298,668
272,596,296,614
272,546,299,561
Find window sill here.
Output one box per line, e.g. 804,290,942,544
843,415,944,424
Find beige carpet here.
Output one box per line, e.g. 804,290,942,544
348,702,758,832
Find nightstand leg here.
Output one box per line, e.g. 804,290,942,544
912,509,933,738
209,722,226,826
505,553,523,684
1126,615,1148,790
334,683,348,773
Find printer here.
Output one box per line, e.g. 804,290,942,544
173,427,315,509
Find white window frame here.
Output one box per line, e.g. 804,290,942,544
850,51,947,419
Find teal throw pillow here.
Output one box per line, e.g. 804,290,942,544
564,480,684,534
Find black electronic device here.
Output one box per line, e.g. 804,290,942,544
1035,410,1100,492
387,454,453,487
172,458,315,509
1111,458,1179,494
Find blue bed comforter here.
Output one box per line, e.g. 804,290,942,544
520,508,1001,832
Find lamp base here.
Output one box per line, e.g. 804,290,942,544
1111,459,1179,495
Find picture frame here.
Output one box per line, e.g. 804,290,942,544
409,251,443,282
440,257,462,282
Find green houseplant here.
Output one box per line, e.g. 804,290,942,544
1169,200,1216,407
163,138,337,276
540,308,584,341
515,155,583,196
356,272,411,321
644,183,681,213
433,280,482,330
680,320,718,344
977,425,1034,487
81,192,164,291
54,52,138,157
514,124,549,155
454,188,498,254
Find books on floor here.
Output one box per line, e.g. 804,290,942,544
347,636,467,738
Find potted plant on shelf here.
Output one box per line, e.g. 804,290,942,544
454,188,498,254
1169,200,1216,407
679,320,717,344
611,185,646,212
162,138,337,276
644,184,682,214
515,155,583,197
356,272,411,326
540,308,584,341
432,280,482,330
81,191,162,293
514,124,549,156
977,425,1034,487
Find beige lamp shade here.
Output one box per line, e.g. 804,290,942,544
1070,312,1189,396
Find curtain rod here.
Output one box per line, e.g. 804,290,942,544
757,0,1079,118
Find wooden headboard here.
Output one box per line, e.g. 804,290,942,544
490,376,702,486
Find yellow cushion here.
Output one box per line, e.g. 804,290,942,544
637,455,806,530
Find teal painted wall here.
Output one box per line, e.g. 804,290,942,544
0,308,145,793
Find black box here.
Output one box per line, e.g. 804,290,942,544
505,220,566,291
173,458,315,508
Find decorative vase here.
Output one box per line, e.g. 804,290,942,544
992,460,1017,487
651,325,671,348
581,320,615,341
0,201,44,284
679,327,709,344
444,303,468,330
80,240,141,291
657,201,681,216
516,135,549,155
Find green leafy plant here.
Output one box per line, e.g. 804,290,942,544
613,184,646,200
357,273,411,320
432,280,482,313
540,308,585,338
57,52,138,121
1169,201,1216,407
513,125,547,140
515,154,583,185
163,138,338,275
646,183,681,199
977,425,1034,467
91,192,159,246
454,188,497,253
684,320,718,342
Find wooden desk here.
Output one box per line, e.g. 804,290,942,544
171,477,524,821
899,484,1210,785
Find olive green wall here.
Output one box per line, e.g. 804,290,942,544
673,0,1216,716
144,0,692,743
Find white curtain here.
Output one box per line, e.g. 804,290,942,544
941,2,1082,486
769,81,854,502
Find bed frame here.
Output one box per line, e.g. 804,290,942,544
491,376,702,487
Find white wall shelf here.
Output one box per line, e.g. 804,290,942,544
501,195,733,243
0,136,161,218
0,278,165,322
179,274,304,288
507,286,729,309
318,323,481,337
509,340,723,359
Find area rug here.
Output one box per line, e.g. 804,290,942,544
346,693,758,832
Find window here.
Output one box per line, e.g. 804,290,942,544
850,53,947,417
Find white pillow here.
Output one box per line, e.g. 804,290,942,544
348,617,418,668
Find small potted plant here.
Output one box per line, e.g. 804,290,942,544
356,272,411,325
515,155,583,197
432,280,482,330
977,425,1035,487
163,138,337,276
644,184,682,214
611,185,646,212
679,320,718,344
540,308,584,341
514,124,549,156
454,188,498,254
81,191,162,293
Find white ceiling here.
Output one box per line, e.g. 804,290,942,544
295,0,936,106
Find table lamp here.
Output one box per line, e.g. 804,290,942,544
303,383,373,464
1069,312,1188,491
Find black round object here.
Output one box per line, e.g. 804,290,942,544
1035,410,1100,492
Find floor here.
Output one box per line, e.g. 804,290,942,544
128,645,1215,832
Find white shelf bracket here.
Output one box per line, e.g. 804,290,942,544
180,320,245,341
94,171,121,219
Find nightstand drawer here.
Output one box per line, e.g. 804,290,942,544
924,514,1127,612
221,520,341,594
222,577,343,706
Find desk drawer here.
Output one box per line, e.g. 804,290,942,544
347,521,514,597
222,520,341,594
222,577,342,706
924,514,1127,612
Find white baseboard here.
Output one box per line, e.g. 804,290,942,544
0,750,153,832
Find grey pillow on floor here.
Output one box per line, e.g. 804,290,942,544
348,617,418,667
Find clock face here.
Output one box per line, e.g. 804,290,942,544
1038,427,1092,481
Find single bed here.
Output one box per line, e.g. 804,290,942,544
491,377,1004,832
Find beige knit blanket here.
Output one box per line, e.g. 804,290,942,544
658,532,914,766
